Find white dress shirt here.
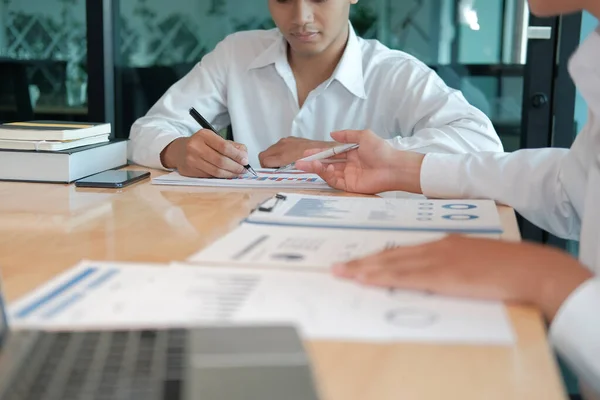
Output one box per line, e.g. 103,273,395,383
129,23,503,169
421,27,600,399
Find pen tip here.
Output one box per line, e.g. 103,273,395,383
247,166,258,177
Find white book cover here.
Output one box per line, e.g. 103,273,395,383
0,134,109,151
0,121,111,141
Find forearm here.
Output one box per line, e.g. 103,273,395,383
419,148,581,240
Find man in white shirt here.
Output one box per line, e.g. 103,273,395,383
129,0,502,178
296,1,600,397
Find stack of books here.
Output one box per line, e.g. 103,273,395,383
0,121,128,183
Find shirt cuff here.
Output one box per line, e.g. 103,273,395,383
130,132,183,171
420,153,465,198
549,278,600,394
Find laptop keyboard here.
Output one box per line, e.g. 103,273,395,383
5,329,188,400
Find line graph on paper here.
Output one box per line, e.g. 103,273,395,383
151,168,333,189
234,176,319,183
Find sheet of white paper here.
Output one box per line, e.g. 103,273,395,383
8,261,515,345
188,223,446,270
247,193,503,233
152,169,333,190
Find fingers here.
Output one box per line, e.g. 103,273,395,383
260,156,283,168
333,242,436,279
294,159,324,173
231,141,248,154
258,148,280,168
295,161,348,188
299,162,346,189
331,247,440,293
201,131,249,166
296,159,347,173
186,131,249,177
357,269,435,293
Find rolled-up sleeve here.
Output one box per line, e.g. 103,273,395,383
386,61,503,155
128,36,233,169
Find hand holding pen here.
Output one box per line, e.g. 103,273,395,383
294,129,425,195
172,107,257,178
275,143,359,172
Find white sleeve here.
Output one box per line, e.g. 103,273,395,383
385,61,504,154
128,36,233,170
419,123,593,239
550,278,600,397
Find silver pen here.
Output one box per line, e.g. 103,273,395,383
275,143,359,172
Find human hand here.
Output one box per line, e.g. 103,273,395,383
333,235,593,321
258,137,336,168
160,129,249,178
295,130,425,194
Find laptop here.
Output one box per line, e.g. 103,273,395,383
0,282,321,400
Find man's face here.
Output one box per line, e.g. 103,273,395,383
269,0,358,58
527,0,586,16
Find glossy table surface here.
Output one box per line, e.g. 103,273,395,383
0,168,567,400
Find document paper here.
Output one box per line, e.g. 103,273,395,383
188,223,446,270
152,169,333,190
247,193,504,233
8,261,515,344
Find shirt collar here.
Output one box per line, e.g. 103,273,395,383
247,29,287,71
247,22,367,99
330,23,367,99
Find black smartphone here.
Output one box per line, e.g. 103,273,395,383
74,170,150,188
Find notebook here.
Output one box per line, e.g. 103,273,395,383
0,121,111,141
0,134,109,151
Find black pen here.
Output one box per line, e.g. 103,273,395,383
188,107,258,177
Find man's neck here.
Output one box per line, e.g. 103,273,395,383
288,26,350,87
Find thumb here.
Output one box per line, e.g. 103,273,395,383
330,130,363,144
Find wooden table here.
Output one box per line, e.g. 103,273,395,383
0,168,567,400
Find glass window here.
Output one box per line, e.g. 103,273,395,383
115,0,529,151
0,0,87,122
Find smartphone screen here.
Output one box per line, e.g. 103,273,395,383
75,170,150,188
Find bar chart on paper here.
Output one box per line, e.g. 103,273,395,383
246,193,504,233
285,198,349,219
151,169,333,189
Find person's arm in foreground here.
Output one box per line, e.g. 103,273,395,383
129,36,248,178
296,129,600,394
